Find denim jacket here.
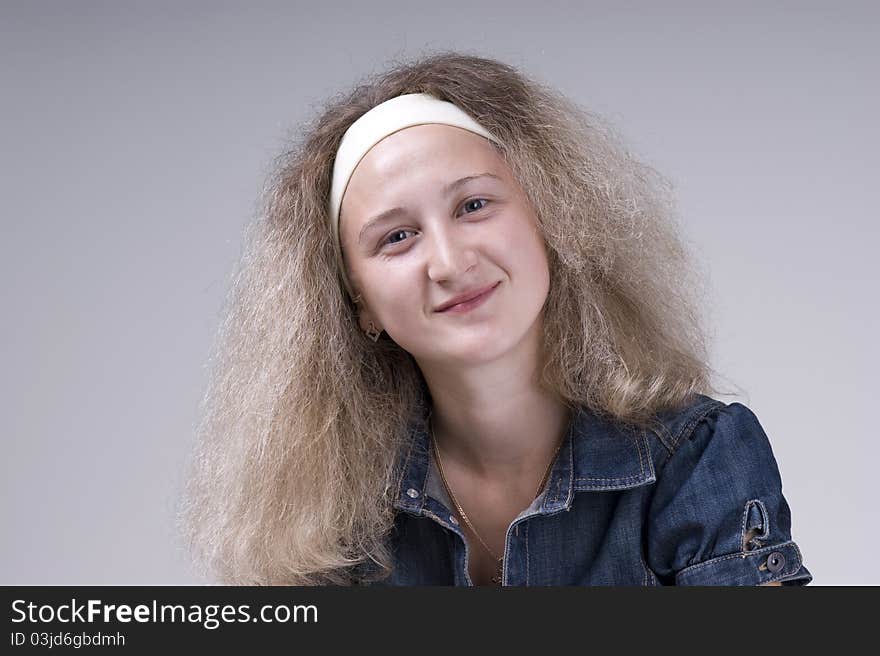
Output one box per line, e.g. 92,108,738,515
357,393,812,586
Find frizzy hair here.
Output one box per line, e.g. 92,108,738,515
177,50,725,585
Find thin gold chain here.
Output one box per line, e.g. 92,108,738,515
428,416,565,583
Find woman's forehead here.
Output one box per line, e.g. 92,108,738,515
351,125,500,187
340,126,506,222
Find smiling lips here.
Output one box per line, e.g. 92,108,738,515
435,281,500,313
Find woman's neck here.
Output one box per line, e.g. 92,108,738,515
426,384,572,485
418,314,572,485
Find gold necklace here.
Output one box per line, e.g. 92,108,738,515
429,417,564,586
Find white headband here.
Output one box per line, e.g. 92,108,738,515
328,92,503,298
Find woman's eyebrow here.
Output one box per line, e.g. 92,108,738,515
357,172,502,245
442,171,501,195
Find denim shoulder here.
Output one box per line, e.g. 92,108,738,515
643,396,812,586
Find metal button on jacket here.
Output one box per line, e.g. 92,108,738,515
406,488,419,498
766,551,786,573
449,515,459,526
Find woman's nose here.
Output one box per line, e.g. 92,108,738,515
425,224,477,283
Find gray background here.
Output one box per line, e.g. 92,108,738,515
2,1,876,585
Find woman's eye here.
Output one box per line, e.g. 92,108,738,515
381,229,414,247
462,198,489,214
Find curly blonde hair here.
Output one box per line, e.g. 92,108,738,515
177,50,724,585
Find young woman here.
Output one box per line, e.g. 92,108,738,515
179,51,812,586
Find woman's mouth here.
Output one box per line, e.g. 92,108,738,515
437,281,500,314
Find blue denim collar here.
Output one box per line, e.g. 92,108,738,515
392,403,657,518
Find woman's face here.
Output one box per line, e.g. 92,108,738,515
339,124,551,366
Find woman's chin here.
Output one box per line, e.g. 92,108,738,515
414,336,513,367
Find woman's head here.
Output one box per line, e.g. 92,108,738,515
179,50,721,585
339,122,552,369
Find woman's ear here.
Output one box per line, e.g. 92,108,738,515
352,291,381,334
357,308,381,334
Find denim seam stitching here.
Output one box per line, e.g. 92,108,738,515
551,429,575,506
672,400,726,450
566,428,574,504
633,430,646,477
573,433,652,484
675,540,802,585
574,474,648,482
649,419,674,455
422,509,459,534
399,440,416,491
658,401,726,472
